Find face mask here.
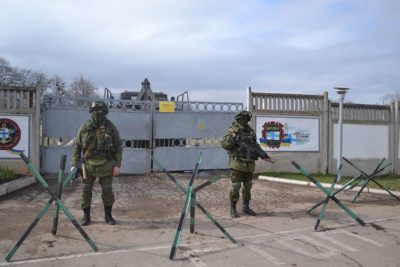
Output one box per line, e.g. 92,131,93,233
237,118,249,127
92,110,106,124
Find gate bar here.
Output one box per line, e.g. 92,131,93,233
343,157,399,202
51,154,67,235
169,153,203,260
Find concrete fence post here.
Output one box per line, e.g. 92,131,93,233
322,91,330,174
393,101,399,174
247,86,253,113
33,85,41,169
248,86,256,132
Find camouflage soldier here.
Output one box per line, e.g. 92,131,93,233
72,101,122,226
221,111,273,218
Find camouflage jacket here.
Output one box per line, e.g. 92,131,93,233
72,118,122,177
221,122,261,172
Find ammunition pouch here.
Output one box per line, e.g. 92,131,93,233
87,158,108,166
97,134,115,152
86,160,113,177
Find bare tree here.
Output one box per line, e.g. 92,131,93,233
69,74,98,97
380,91,400,104
0,56,51,94
19,69,52,94
49,75,68,96
0,57,21,87
1,57,101,97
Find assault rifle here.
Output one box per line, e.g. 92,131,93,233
228,136,274,163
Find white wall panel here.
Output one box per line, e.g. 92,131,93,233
333,124,388,159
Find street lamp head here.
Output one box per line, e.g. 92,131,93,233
334,86,349,94
334,86,350,101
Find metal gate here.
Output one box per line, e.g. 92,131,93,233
41,95,242,174
152,102,242,171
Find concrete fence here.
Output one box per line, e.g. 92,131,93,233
248,87,398,176
1,86,399,177
0,86,41,174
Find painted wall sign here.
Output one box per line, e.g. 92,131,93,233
0,115,29,158
256,116,320,152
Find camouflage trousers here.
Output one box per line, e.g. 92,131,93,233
229,169,253,202
81,173,115,209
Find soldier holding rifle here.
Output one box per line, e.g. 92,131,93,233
221,111,273,218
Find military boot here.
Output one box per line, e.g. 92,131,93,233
242,200,256,216
81,207,91,226
104,205,116,225
230,201,239,218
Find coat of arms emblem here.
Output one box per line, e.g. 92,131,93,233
0,118,21,150
260,121,284,148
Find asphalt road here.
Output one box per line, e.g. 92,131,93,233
1,170,399,267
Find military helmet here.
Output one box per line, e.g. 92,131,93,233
89,101,108,114
235,111,252,121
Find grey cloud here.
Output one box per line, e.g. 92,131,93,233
1,0,399,105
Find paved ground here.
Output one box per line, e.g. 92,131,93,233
0,170,400,267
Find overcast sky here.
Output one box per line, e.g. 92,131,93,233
1,0,399,104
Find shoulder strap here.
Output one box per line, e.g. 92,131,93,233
83,128,101,159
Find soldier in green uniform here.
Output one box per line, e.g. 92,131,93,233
221,111,273,218
72,101,122,226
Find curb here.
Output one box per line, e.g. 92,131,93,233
258,176,400,197
0,176,36,197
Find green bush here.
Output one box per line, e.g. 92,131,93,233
0,165,16,183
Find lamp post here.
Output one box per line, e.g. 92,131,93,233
335,86,349,181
